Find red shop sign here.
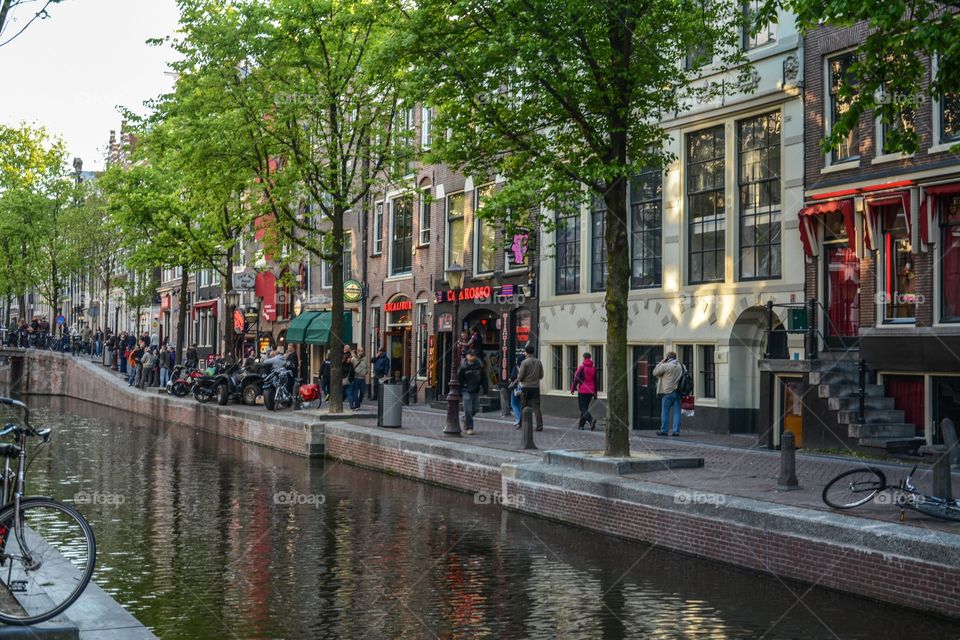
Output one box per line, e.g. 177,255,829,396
435,286,492,303
385,300,413,312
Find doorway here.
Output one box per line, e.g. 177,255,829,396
385,329,411,380
778,377,804,448
632,344,663,430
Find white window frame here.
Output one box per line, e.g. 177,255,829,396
419,190,431,246
373,201,384,255
446,191,466,270
389,195,414,277
824,49,861,168
420,106,432,148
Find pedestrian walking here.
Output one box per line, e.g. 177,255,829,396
457,350,488,436
653,351,684,436
351,347,368,410
159,346,170,388
508,353,525,428
129,342,144,387
571,352,598,431
517,344,544,431
341,350,356,406
319,350,332,401
140,346,156,389
185,344,199,369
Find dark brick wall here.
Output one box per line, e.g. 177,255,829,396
804,24,942,193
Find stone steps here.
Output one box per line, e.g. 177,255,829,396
847,422,918,439
817,384,886,399
827,396,895,411
837,408,906,425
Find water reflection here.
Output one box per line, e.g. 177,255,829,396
17,397,957,639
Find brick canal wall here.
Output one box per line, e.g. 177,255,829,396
3,350,323,456
4,349,959,620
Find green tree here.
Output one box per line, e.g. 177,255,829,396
763,0,960,154
405,0,746,456
171,0,410,411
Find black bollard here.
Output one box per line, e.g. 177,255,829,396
777,431,799,489
520,406,537,450
499,386,511,416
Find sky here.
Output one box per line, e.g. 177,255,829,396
0,0,181,171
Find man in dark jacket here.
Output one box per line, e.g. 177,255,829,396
457,350,488,436
372,347,390,400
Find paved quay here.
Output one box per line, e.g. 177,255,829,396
345,404,960,534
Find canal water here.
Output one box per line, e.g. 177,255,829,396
10,397,957,639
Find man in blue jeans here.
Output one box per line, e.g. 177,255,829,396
653,351,684,436
457,351,488,436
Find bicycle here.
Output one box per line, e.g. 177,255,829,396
0,398,96,625
822,464,960,522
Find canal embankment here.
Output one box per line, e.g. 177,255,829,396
4,348,959,621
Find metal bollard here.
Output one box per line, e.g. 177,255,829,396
520,406,537,450
777,431,799,489
499,386,511,416
930,445,954,501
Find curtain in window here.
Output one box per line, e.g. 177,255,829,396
884,376,925,437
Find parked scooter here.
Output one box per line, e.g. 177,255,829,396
192,363,224,404
262,367,301,411
166,365,204,397
213,361,265,406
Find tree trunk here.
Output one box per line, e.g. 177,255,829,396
328,204,346,413
104,268,111,334
176,266,189,364
603,176,631,457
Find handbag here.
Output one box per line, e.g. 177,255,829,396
681,395,695,417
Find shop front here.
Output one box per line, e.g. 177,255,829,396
384,295,413,381
432,283,537,397
286,310,354,384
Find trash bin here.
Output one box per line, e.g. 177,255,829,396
379,380,403,428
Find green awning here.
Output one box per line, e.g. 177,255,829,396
286,311,322,344
298,311,353,345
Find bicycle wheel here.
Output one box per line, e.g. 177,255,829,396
0,498,96,625
911,500,960,523
822,468,887,509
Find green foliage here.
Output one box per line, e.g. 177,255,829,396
765,0,960,155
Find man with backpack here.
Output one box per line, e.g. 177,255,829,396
653,351,689,436
457,350,488,436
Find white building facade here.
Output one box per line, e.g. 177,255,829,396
537,10,806,433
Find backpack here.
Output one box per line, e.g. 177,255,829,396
678,365,694,397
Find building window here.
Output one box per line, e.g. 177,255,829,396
630,167,662,288
738,112,782,280
699,345,716,398
827,51,859,163
687,125,726,284
879,85,916,155
321,259,332,289
552,345,564,390
566,345,578,391
373,201,384,255
371,307,381,351
419,191,431,245
475,185,496,274
555,206,580,295
391,196,413,275
506,229,530,271
421,106,432,148
342,231,353,281
416,302,428,377
447,192,466,268
742,0,775,50
940,93,960,144
940,195,960,322
678,345,693,380
881,205,915,322
591,345,604,394
590,195,607,292
685,43,709,70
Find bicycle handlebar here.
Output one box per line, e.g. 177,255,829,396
0,398,40,437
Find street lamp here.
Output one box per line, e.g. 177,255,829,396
226,289,240,359
443,262,468,436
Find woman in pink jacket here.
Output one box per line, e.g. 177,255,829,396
570,352,598,430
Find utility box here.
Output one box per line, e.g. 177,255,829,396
787,308,808,332
379,380,403,428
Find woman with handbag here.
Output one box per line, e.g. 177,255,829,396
570,352,597,430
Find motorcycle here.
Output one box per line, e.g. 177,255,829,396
166,365,204,397
192,363,224,404
262,367,302,411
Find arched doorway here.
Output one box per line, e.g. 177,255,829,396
728,306,777,434
384,295,412,380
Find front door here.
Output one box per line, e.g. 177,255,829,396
632,345,663,430
823,244,860,349
385,329,411,380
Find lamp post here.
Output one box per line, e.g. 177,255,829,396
226,289,240,360
443,262,468,436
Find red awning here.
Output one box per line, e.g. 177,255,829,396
798,198,855,256
863,191,911,252
192,299,218,319
919,182,960,246
255,272,277,322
